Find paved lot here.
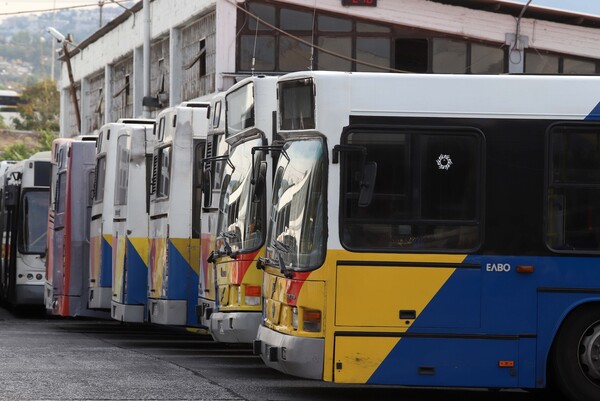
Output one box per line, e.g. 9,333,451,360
0,307,553,401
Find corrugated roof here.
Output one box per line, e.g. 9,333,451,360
67,0,600,58
430,0,600,28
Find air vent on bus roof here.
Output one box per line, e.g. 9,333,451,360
150,154,158,195
118,119,155,125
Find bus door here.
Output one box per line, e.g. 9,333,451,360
333,126,487,384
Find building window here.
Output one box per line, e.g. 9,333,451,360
432,38,467,73
240,36,275,71
357,37,390,72
525,51,559,73
470,43,504,74
279,36,312,71
238,1,391,73
563,57,597,74
247,2,275,30
281,8,312,30
395,38,428,73
318,37,352,71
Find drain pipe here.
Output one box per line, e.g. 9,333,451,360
506,0,532,73
143,0,151,118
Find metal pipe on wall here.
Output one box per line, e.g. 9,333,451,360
143,0,151,118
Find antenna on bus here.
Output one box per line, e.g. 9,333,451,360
251,15,259,76
309,0,317,70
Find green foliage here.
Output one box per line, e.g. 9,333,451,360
0,129,57,161
12,79,59,133
37,129,56,152
0,114,6,129
0,143,35,161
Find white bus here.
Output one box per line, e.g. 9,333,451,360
0,152,51,308
89,119,154,309
46,137,107,317
111,124,157,322
207,75,278,343
255,71,600,401
148,102,209,325
198,92,227,328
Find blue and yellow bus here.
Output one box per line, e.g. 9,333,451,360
255,71,600,401
148,102,208,326
206,75,278,343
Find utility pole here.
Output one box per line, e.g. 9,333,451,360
63,40,81,134
98,0,105,27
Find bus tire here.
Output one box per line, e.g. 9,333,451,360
551,304,600,401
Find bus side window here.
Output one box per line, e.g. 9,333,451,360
546,124,600,253
156,146,171,199
340,128,483,252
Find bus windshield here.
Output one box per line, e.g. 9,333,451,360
216,137,265,254
20,190,50,254
266,138,326,272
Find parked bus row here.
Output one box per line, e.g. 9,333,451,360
1,71,600,401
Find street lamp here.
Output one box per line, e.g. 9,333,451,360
46,27,81,134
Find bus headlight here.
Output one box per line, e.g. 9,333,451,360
292,307,298,330
303,309,321,332
27,273,34,280
244,285,261,306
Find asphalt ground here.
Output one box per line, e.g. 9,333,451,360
0,306,556,401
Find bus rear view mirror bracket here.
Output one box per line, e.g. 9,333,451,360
202,168,212,208
359,161,377,207
252,161,267,203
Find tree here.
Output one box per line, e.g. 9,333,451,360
0,143,34,161
0,129,56,161
12,79,60,133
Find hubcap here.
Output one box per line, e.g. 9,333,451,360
579,320,600,384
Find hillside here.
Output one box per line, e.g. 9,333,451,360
0,129,41,152
0,2,134,89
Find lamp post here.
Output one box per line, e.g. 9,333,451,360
47,27,81,134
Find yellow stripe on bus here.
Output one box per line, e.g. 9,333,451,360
171,238,200,275
334,336,400,383
129,237,149,266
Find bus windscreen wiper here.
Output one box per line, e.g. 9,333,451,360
271,239,293,278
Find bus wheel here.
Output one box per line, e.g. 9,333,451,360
552,304,600,401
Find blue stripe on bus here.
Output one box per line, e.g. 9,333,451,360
368,254,600,388
100,237,112,287
167,241,199,325
585,101,600,120
124,239,147,305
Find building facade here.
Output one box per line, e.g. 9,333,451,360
58,0,600,137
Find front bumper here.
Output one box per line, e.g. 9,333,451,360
16,284,44,306
209,311,261,343
88,286,111,309
111,301,145,323
148,298,187,325
254,324,324,380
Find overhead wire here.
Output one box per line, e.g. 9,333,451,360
227,0,409,73
0,0,131,18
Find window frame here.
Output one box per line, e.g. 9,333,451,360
545,121,600,254
155,144,172,200
338,125,485,253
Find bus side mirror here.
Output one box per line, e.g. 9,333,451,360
358,161,377,207
252,161,267,203
202,169,212,208
5,186,18,207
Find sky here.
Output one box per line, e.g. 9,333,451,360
0,0,599,20
509,0,600,16
0,1,125,22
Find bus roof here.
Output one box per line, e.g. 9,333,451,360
278,71,600,123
